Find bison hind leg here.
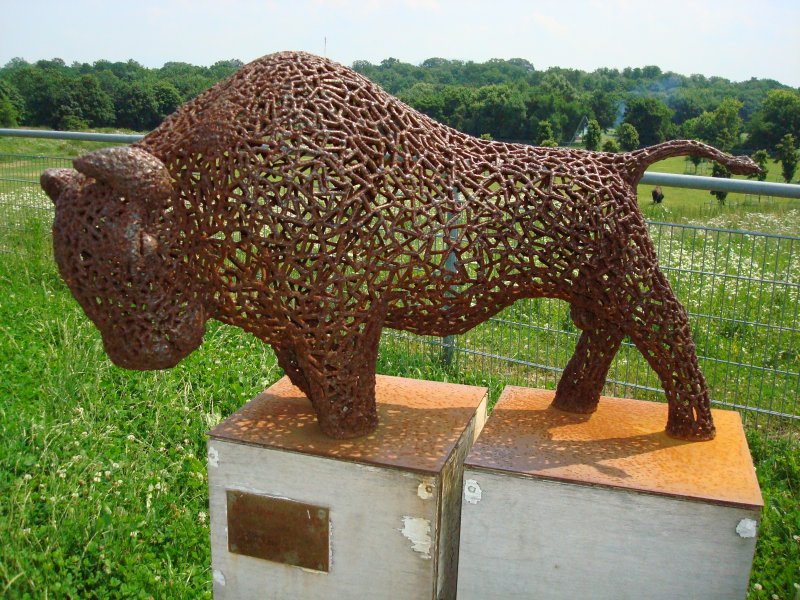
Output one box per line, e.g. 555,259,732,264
552,306,624,414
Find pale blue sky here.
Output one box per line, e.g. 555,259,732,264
2,0,798,87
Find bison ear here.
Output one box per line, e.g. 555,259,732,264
74,147,172,206
41,168,79,204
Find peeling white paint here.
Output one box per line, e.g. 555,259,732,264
399,516,432,559
212,569,226,586
417,478,435,500
736,518,757,538
464,479,482,504
208,446,220,468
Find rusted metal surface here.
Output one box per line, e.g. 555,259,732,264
210,375,488,475
226,489,330,571
466,386,763,509
41,50,760,440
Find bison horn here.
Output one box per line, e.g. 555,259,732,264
41,168,79,204
73,147,172,206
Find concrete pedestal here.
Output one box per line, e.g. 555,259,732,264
457,386,763,600
207,375,487,600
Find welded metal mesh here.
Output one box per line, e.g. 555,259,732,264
1,150,798,438
382,221,800,437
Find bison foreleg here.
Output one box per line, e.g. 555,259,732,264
274,345,313,399
283,314,384,439
552,305,624,414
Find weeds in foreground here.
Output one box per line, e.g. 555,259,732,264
0,222,798,599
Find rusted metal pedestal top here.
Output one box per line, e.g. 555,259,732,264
466,387,763,509
209,375,488,475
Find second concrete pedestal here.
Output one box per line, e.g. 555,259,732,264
457,386,763,600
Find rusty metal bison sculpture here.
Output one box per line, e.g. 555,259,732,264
41,51,759,440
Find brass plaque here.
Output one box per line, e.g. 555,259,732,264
226,490,330,572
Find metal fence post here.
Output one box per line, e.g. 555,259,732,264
440,186,460,366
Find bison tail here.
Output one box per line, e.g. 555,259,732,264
619,140,761,187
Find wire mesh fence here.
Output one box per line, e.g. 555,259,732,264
0,153,70,254
2,151,798,439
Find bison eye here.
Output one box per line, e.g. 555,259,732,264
80,250,92,262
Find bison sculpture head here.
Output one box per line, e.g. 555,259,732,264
41,147,206,370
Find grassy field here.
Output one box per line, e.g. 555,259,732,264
0,129,135,157
0,219,797,599
638,155,800,235
0,135,798,598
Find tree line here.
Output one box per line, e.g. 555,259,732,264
0,54,798,179
0,57,243,131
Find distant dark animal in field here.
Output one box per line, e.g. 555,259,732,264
41,51,760,440
652,186,665,203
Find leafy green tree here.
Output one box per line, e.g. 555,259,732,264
710,162,730,204
208,59,243,80
399,82,445,122
0,95,17,126
537,120,555,145
775,134,798,183
152,80,182,120
584,119,602,151
602,139,620,153
541,72,577,102
682,98,743,151
467,84,526,140
0,79,23,126
669,91,704,125
749,150,769,181
439,85,474,132
6,66,66,126
617,122,639,151
748,89,800,150
71,74,115,127
158,61,215,101
588,90,618,129
709,98,743,151
622,96,673,146
115,82,160,130
59,114,88,130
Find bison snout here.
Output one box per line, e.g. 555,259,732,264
101,304,206,371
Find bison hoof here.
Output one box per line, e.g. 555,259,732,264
317,411,379,439
550,395,600,415
665,421,716,442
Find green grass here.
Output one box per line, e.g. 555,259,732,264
0,135,798,597
746,431,800,600
1,221,281,598
1,216,798,599
639,156,800,234
0,129,139,158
